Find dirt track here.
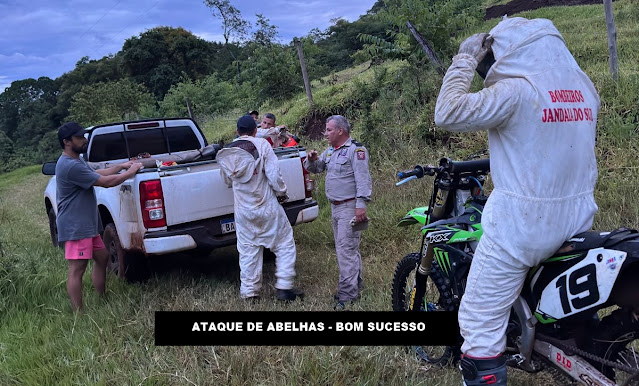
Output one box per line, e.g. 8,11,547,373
485,0,608,20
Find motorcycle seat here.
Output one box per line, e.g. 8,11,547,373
555,228,639,254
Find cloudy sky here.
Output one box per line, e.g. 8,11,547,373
0,0,377,93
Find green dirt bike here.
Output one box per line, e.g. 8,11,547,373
391,157,639,385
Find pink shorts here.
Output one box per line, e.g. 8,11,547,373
64,236,106,260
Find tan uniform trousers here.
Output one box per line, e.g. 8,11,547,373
331,199,364,302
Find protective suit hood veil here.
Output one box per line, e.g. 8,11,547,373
217,147,259,184
484,17,580,87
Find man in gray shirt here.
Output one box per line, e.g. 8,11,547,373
56,122,142,311
305,115,372,310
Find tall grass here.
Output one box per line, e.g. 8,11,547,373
1,0,638,384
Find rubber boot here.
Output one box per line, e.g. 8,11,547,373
459,354,507,386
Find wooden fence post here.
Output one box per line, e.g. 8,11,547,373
603,0,619,80
406,21,446,76
294,38,314,106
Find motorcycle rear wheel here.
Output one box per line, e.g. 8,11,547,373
591,308,639,385
391,252,458,366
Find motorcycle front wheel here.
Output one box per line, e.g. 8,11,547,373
391,252,458,366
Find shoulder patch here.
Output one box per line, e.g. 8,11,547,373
356,148,366,160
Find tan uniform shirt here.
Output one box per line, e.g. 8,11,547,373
304,138,372,209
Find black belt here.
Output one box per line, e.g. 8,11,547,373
331,198,356,205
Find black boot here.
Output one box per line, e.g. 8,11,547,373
459,354,507,385
276,288,304,301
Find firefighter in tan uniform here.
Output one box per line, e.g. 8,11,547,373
305,115,372,310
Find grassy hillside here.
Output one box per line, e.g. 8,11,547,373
1,0,637,384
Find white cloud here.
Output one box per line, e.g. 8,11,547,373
193,32,226,43
0,0,376,87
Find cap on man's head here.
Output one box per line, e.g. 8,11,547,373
248,110,258,116
57,122,85,142
237,114,257,133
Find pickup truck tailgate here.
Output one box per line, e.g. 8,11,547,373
159,153,305,227
159,163,233,226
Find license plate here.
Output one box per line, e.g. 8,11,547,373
221,219,235,234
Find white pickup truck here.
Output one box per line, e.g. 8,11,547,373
43,118,318,281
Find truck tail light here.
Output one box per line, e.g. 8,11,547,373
140,179,166,228
300,157,314,199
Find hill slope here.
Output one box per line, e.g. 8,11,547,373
485,0,615,19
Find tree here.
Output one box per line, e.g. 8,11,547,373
242,43,302,103
0,131,13,162
357,0,484,66
0,77,60,149
121,27,220,98
252,14,278,46
299,14,388,77
67,79,155,126
36,130,60,163
52,53,127,128
203,0,248,45
203,0,249,83
159,75,236,118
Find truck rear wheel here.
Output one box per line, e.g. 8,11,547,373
48,208,61,248
103,223,150,283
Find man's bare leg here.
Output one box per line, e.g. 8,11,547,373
67,260,88,311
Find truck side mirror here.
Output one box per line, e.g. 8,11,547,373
42,161,57,175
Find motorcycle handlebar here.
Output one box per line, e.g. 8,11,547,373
396,158,490,184
439,158,490,174
397,165,437,179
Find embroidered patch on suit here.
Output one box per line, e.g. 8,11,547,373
356,149,366,160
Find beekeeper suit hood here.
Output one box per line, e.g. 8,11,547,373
484,17,576,86
217,136,287,209
217,146,258,184
434,17,600,360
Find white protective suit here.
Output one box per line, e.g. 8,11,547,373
216,135,297,298
434,17,600,357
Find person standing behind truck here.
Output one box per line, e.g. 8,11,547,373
56,122,143,312
256,113,291,147
304,115,372,311
217,115,304,301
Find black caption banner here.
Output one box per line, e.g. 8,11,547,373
155,311,459,346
